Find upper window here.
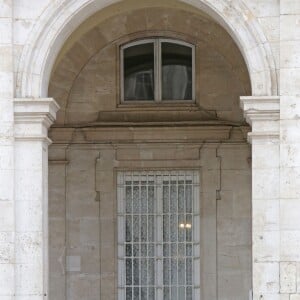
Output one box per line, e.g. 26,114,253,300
121,38,195,103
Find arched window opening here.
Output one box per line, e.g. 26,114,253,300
121,38,195,103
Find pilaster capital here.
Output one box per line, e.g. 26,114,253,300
14,98,60,143
240,96,280,143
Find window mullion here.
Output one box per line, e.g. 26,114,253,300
154,39,161,102
192,45,195,101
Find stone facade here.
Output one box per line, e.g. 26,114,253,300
0,0,299,300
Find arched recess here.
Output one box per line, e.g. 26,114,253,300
14,2,281,299
16,0,277,99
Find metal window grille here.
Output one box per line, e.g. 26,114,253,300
117,170,200,300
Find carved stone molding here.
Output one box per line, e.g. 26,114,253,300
14,98,60,143
49,125,250,144
240,96,280,143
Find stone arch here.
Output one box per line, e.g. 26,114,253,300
17,0,277,99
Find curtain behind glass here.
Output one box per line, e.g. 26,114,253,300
162,42,192,100
124,43,154,101
124,175,193,300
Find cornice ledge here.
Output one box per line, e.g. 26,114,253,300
240,96,280,144
14,98,60,127
240,96,280,125
247,132,279,144
14,136,53,145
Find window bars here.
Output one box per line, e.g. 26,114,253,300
117,170,200,300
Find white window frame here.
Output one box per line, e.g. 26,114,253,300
120,38,195,103
117,170,200,300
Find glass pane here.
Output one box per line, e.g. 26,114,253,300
126,259,132,285
141,185,147,213
186,286,193,300
148,258,155,285
148,185,154,213
171,258,177,285
148,215,154,241
124,43,154,100
126,287,132,299
141,258,148,285
141,215,147,241
178,259,185,285
171,286,177,300
126,244,132,257
161,42,193,100
126,186,132,213
186,258,193,285
133,216,139,242
126,215,132,242
133,244,139,257
141,287,147,299
163,185,169,213
133,258,139,285
178,286,185,299
186,183,192,213
149,287,155,299
134,287,139,299
133,185,139,213
163,258,170,285
164,287,170,299
163,215,169,242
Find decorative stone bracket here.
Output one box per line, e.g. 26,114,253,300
240,96,280,143
14,98,60,143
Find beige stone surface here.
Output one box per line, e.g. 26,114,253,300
49,7,251,125
280,262,297,293
48,141,252,299
2,0,300,299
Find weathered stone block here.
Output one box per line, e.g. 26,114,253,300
280,262,297,293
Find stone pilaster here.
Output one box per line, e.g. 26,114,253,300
279,1,300,297
14,98,59,299
0,1,14,299
241,96,280,300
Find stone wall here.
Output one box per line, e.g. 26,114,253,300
47,8,253,298
0,1,14,297
1,0,300,300
48,6,250,125
279,1,300,300
49,140,252,300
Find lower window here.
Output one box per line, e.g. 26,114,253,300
117,170,200,300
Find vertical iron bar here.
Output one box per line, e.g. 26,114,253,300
139,173,141,300
146,173,149,300
168,173,171,300
131,172,134,300
176,172,179,300
184,172,187,300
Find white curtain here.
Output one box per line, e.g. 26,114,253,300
124,174,193,300
124,71,154,100
162,65,191,100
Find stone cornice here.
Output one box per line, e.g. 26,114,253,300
240,96,280,125
49,125,249,144
14,98,59,124
240,96,280,143
14,98,60,143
